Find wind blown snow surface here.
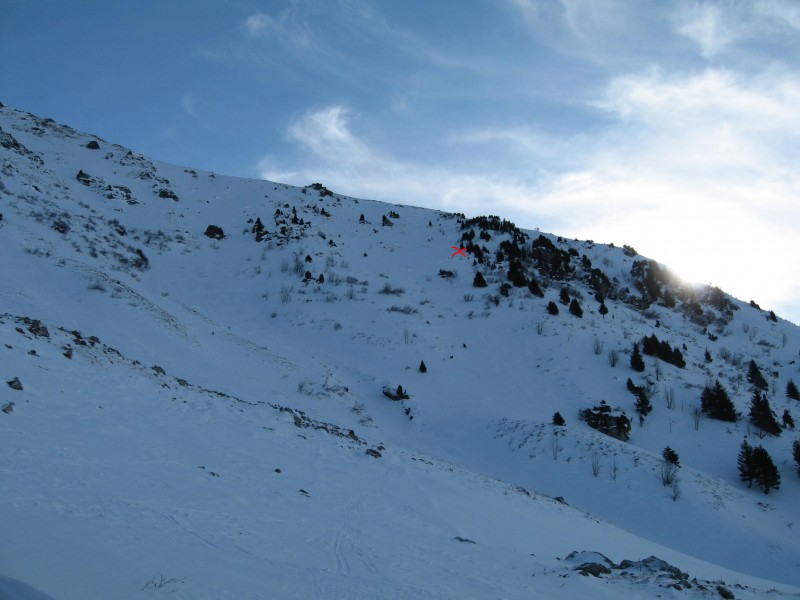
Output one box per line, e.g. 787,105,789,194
1,105,800,599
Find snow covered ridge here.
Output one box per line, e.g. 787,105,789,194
2,103,800,598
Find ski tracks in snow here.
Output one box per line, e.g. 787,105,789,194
332,472,387,582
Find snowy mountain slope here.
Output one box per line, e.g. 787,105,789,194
2,104,800,598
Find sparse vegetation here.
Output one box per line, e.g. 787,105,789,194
379,283,405,296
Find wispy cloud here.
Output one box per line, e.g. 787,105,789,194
258,105,545,220
675,2,739,58
242,8,317,54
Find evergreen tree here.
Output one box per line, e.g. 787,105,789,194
635,389,652,418
700,380,739,422
630,342,645,372
748,390,781,436
527,277,544,297
598,302,608,317
552,412,565,426
559,287,570,305
473,272,488,288
419,360,427,373
737,440,754,487
747,360,768,390
252,217,265,240
546,301,559,316
704,349,712,363
782,409,795,429
787,379,800,401
507,261,527,287
662,446,680,466
568,298,583,318
751,446,780,494
793,440,800,477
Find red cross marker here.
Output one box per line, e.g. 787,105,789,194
451,246,468,258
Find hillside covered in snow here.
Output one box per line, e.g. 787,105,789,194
2,104,800,599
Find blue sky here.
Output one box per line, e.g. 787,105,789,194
3,0,800,324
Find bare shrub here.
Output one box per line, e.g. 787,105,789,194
591,453,601,477
608,455,618,480
535,321,545,335
664,386,675,410
593,338,604,355
142,575,184,590
280,285,293,304
660,462,677,486
387,305,418,315
608,349,619,367
379,282,405,295
671,479,681,502
692,407,701,430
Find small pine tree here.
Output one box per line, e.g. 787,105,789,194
662,446,680,466
787,379,800,401
630,342,645,372
318,273,324,284
473,272,488,288
635,389,652,418
793,440,800,476
747,360,768,390
552,412,565,426
598,302,608,317
737,440,754,487
568,298,583,318
783,409,795,429
546,301,559,316
751,446,780,494
528,278,544,297
419,360,427,373
359,213,365,224
559,287,570,305
704,349,712,363
748,390,781,436
700,380,739,422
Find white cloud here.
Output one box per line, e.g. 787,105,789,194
258,105,546,221
529,66,800,315
242,9,316,54
245,13,273,37
675,2,739,58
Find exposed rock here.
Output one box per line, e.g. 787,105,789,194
2,402,14,414
85,140,100,149
6,377,23,391
577,563,612,577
